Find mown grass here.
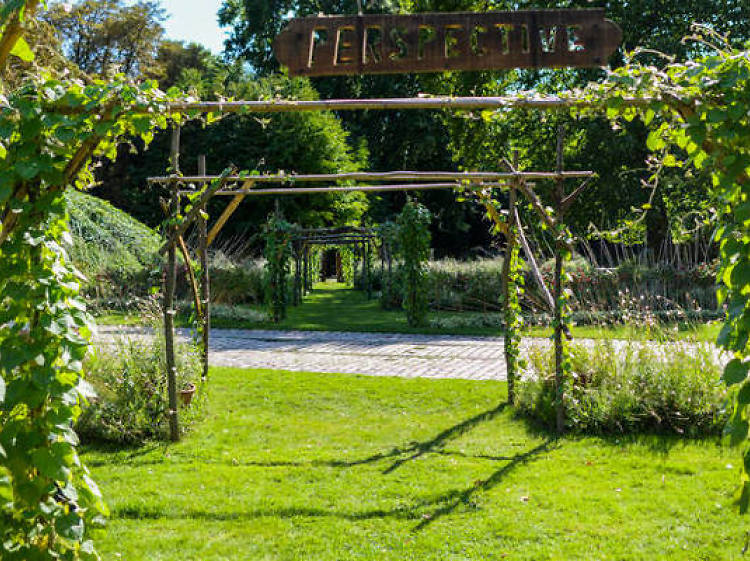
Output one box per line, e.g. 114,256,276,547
95,282,721,342
84,367,745,560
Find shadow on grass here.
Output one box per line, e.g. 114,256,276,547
108,402,555,531
112,440,554,531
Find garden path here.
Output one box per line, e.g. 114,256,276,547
97,326,723,381
97,326,522,380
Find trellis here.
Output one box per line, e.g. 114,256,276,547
149,98,597,441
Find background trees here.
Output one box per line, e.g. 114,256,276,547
34,0,749,256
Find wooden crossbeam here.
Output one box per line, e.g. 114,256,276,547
150,170,595,186
163,96,653,115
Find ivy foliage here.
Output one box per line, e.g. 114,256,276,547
263,212,295,322
566,28,750,507
0,3,180,556
396,200,432,327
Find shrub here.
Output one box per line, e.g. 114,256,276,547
516,341,727,436
77,309,202,444
66,189,161,300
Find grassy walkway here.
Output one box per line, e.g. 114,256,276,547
97,282,721,342
85,367,743,560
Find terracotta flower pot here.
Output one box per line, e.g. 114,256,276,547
179,383,197,406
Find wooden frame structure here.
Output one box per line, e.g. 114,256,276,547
151,102,595,441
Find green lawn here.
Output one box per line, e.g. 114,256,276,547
85,367,745,560
95,282,721,342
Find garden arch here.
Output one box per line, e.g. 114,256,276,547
149,112,596,441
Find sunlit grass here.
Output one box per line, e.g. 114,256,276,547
85,367,745,560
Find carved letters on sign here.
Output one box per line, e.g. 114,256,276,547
273,9,622,76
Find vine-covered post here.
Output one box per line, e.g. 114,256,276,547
397,200,431,326
553,125,568,435
164,123,181,442
263,213,293,322
502,151,521,404
292,242,301,306
303,243,310,293
365,239,372,299
198,154,210,381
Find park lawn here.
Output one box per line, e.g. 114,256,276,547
95,282,721,342
85,367,745,561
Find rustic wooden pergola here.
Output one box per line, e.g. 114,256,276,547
148,96,599,441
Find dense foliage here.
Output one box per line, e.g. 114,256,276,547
396,201,431,327
263,213,295,322
562,29,750,508
78,308,201,444
66,189,159,300
0,2,180,556
518,341,727,436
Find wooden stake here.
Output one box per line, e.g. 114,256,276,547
198,155,210,382
165,124,181,442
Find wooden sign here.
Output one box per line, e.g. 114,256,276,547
273,9,622,76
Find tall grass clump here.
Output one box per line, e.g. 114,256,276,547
77,303,202,444
516,341,727,436
205,251,266,305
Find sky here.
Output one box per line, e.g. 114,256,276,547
157,0,229,54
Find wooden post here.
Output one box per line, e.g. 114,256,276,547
386,241,393,300
165,124,181,442
303,244,309,293
502,150,520,405
553,125,566,435
198,155,210,382
363,241,372,300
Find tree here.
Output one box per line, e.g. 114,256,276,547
150,39,215,90
41,0,166,77
93,74,369,239
218,0,749,256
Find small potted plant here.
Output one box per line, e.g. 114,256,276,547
179,382,197,406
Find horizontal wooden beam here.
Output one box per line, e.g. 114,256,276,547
165,96,652,114
158,171,593,192
207,183,464,196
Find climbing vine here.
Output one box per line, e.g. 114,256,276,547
339,245,355,285
0,5,185,558
396,200,431,327
504,238,525,400
568,28,750,506
263,213,295,322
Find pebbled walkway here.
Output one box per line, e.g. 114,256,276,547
96,326,525,381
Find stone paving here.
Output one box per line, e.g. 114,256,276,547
96,326,723,382
97,326,527,381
